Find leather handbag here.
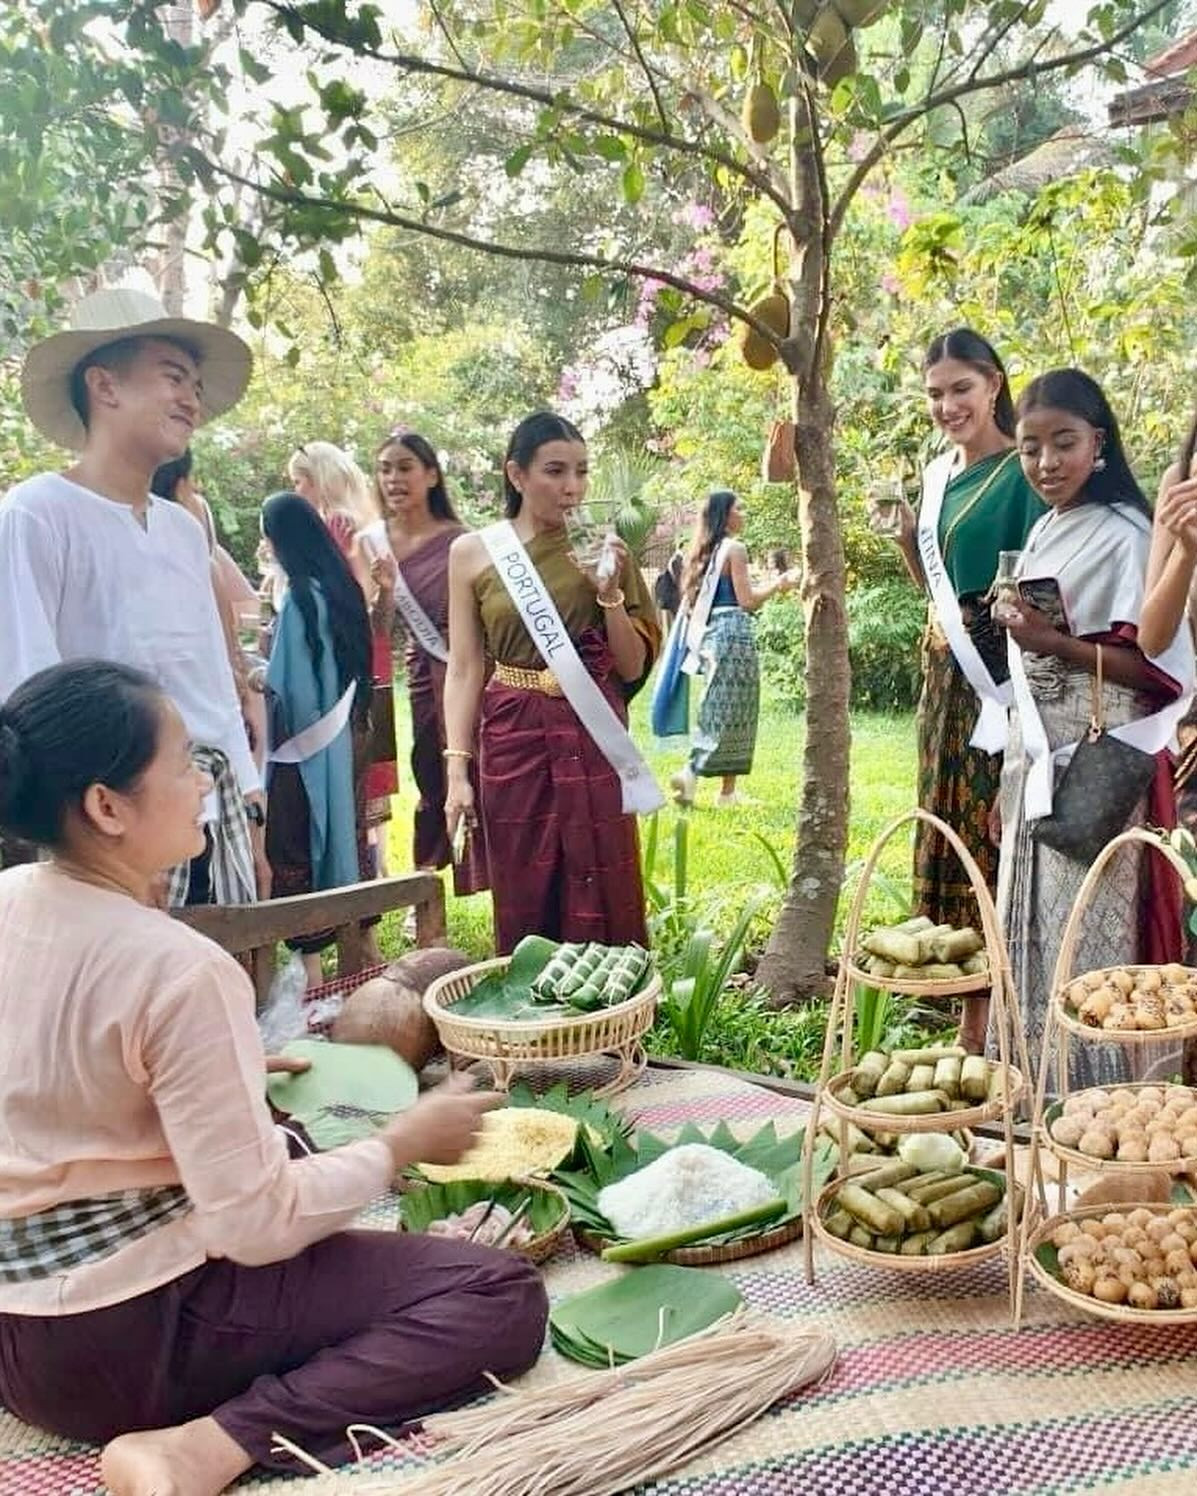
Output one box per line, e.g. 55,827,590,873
1032,645,1157,865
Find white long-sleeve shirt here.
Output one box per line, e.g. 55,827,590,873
0,473,260,795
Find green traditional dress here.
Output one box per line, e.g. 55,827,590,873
913,450,1044,928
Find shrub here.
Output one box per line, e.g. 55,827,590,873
756,580,924,713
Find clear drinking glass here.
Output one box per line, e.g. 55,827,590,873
867,477,905,538
564,502,618,582
992,549,1022,625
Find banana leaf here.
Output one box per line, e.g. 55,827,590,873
450,935,569,1021
266,1039,419,1149
549,1265,742,1367
399,1177,569,1239
553,1121,836,1250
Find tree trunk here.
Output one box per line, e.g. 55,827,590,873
755,368,851,1003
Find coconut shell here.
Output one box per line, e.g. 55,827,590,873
331,977,441,1070
382,947,472,992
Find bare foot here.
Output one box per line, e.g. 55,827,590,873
101,1417,252,1496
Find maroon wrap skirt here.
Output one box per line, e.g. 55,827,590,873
479,632,649,955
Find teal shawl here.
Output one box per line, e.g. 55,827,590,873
267,583,359,890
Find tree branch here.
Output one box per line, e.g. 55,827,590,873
681,85,791,205
827,0,1172,240
200,153,790,347
426,0,469,73
255,0,793,217
607,0,669,132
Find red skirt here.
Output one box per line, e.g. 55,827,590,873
364,633,399,817
479,635,648,955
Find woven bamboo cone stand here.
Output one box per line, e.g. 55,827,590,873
1014,827,1197,1324
801,808,1033,1323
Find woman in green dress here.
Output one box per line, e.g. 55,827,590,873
879,329,1043,954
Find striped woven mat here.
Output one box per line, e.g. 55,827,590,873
5,1064,1197,1495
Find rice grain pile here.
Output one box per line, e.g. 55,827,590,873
597,1143,777,1239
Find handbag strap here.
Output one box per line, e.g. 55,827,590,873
1090,643,1105,735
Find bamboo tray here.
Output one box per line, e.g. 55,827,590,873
1041,1084,1197,1176
822,1067,1025,1136
842,957,990,998
811,1176,1022,1275
1026,1202,1197,1324
1053,965,1197,1044
573,1214,803,1267
399,1176,571,1266
423,957,660,1097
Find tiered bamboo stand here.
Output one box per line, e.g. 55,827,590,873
801,809,1033,1322
1015,827,1197,1325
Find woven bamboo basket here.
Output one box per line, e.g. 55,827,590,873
399,1176,571,1266
1053,964,1197,1045
842,956,990,999
573,1213,803,1267
1025,1202,1197,1324
1042,1083,1197,1176
423,957,659,1097
822,1067,1024,1135
811,1177,1023,1275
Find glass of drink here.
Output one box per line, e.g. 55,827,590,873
992,549,1022,625
564,502,618,582
867,478,906,538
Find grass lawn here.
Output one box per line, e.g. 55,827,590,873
381,682,919,965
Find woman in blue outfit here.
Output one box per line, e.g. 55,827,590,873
262,491,374,983
669,490,798,808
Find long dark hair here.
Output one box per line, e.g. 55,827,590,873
502,411,585,517
1015,369,1151,518
374,429,459,522
0,660,163,848
923,327,1016,440
260,491,373,720
682,489,738,607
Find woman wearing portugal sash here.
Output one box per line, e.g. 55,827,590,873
360,428,488,897
444,412,660,954
879,328,1043,932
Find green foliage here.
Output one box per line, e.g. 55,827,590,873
755,581,923,713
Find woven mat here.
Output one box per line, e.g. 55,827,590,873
6,1066,1197,1495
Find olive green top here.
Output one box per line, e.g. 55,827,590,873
474,527,660,672
936,449,1045,599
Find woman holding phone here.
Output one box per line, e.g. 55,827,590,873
360,429,488,895
998,369,1192,1083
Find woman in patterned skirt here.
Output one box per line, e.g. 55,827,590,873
878,329,1043,936
669,490,798,809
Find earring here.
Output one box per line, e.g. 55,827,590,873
1092,456,1106,472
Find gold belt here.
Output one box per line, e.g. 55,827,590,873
493,661,564,697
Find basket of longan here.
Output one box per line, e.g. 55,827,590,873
1027,1203,1197,1322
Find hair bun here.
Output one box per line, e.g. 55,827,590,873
0,718,30,818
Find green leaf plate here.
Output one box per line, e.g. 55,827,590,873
553,1121,836,1263
266,1039,419,1150
548,1264,742,1367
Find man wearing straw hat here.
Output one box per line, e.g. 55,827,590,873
0,286,268,904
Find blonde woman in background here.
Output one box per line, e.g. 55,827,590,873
286,441,398,889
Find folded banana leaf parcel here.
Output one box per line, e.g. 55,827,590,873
449,936,654,1022
549,1264,743,1367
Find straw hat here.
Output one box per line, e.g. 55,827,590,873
21,287,252,450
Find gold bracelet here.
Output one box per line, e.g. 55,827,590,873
442,748,474,761
596,588,625,610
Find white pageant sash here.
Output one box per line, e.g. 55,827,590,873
917,451,1013,754
360,522,450,663
269,682,357,765
681,538,734,677
479,522,664,815
1009,633,1194,821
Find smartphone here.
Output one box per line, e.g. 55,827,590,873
1018,576,1070,634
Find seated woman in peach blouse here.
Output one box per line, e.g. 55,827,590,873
0,659,546,1496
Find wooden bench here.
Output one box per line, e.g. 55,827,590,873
177,872,447,1006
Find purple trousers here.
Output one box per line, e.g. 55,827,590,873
0,1229,548,1474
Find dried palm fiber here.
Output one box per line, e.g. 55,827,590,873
270,1310,836,1495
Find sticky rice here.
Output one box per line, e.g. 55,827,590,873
598,1143,777,1239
